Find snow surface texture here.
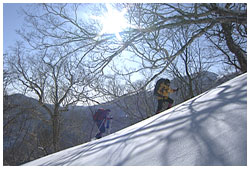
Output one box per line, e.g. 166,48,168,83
24,73,247,166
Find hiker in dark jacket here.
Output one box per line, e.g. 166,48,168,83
93,108,112,139
154,79,178,114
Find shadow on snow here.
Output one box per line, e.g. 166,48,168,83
36,74,247,166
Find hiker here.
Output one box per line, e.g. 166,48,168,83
154,78,178,114
93,108,112,139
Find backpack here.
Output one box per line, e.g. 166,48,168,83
93,108,107,121
154,78,165,96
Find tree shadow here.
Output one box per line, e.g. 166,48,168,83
157,75,247,166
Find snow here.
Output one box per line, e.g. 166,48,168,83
23,73,247,166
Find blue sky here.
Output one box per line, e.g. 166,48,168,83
3,3,27,51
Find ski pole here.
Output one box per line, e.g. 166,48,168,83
109,117,113,134
94,118,105,138
107,116,113,134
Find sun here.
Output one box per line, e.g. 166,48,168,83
94,4,131,41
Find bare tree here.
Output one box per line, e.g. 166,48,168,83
4,4,111,157
120,3,247,86
166,25,216,101
18,4,124,75
5,42,95,151
204,4,247,73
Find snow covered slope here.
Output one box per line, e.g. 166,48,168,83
23,73,247,166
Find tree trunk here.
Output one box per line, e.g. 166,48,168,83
221,23,247,73
52,105,60,152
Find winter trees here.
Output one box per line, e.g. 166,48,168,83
6,3,247,101
5,4,107,153
205,4,247,73
166,25,216,101
122,3,246,84
89,3,247,119
5,42,90,152
103,3,247,114
3,3,247,165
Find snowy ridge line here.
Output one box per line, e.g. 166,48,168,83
171,72,247,111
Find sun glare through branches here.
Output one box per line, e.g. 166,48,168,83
92,4,131,41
